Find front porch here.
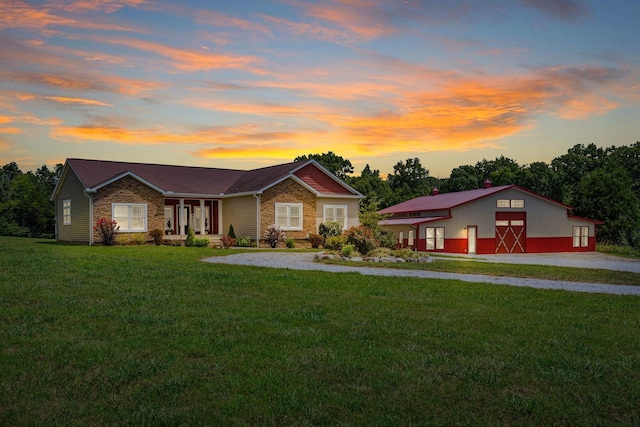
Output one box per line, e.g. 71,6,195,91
164,198,221,237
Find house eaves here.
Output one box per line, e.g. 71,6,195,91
85,171,167,194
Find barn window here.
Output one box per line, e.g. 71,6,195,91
572,226,589,247
63,199,71,225
497,199,525,208
426,227,444,250
276,203,302,230
112,203,147,232
495,220,509,226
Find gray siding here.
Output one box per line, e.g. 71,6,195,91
55,169,91,242
441,187,588,240
222,195,258,239
316,197,361,231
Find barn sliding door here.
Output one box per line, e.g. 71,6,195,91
495,212,526,254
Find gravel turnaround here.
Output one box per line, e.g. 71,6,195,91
203,252,640,296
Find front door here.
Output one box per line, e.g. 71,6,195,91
495,212,526,254
468,226,477,254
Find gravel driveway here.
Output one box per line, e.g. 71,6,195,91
203,251,640,296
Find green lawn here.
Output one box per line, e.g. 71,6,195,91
1,237,639,426
321,255,640,286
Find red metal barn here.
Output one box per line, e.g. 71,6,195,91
379,183,602,254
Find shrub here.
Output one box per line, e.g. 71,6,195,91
221,235,236,249
319,221,343,239
324,235,346,251
236,236,252,247
308,233,324,249
94,217,119,246
185,226,195,247
116,233,147,246
392,248,417,259
286,238,295,248
263,224,286,248
130,233,148,245
376,227,397,249
341,244,356,258
149,229,164,245
345,225,377,255
193,238,210,247
228,224,237,239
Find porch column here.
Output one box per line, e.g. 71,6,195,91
200,199,206,235
179,198,185,235
218,200,223,235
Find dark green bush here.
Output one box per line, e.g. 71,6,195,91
319,221,343,239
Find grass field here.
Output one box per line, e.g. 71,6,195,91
1,237,639,425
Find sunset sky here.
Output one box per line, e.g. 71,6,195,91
2,0,639,178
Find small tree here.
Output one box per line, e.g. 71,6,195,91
94,217,119,246
263,224,286,248
185,226,195,247
228,224,237,239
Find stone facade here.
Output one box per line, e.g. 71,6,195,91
93,176,164,242
260,178,316,240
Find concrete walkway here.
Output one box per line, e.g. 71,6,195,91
203,252,640,296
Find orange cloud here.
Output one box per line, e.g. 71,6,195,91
0,0,140,32
44,96,113,107
100,37,264,73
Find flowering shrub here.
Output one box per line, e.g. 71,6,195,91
263,224,286,248
94,217,119,246
345,225,377,255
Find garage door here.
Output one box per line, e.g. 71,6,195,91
495,212,526,254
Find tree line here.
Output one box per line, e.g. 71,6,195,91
297,143,640,248
2,142,638,247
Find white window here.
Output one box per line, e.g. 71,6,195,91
324,205,347,229
426,227,445,250
112,204,147,232
63,199,71,225
275,203,302,230
573,226,589,247
164,206,174,232
398,231,404,245
511,220,524,226
495,220,509,227
408,230,414,246
497,199,525,208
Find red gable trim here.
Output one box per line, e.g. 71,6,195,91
293,163,355,195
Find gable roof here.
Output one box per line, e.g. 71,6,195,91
54,158,361,198
379,185,571,215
